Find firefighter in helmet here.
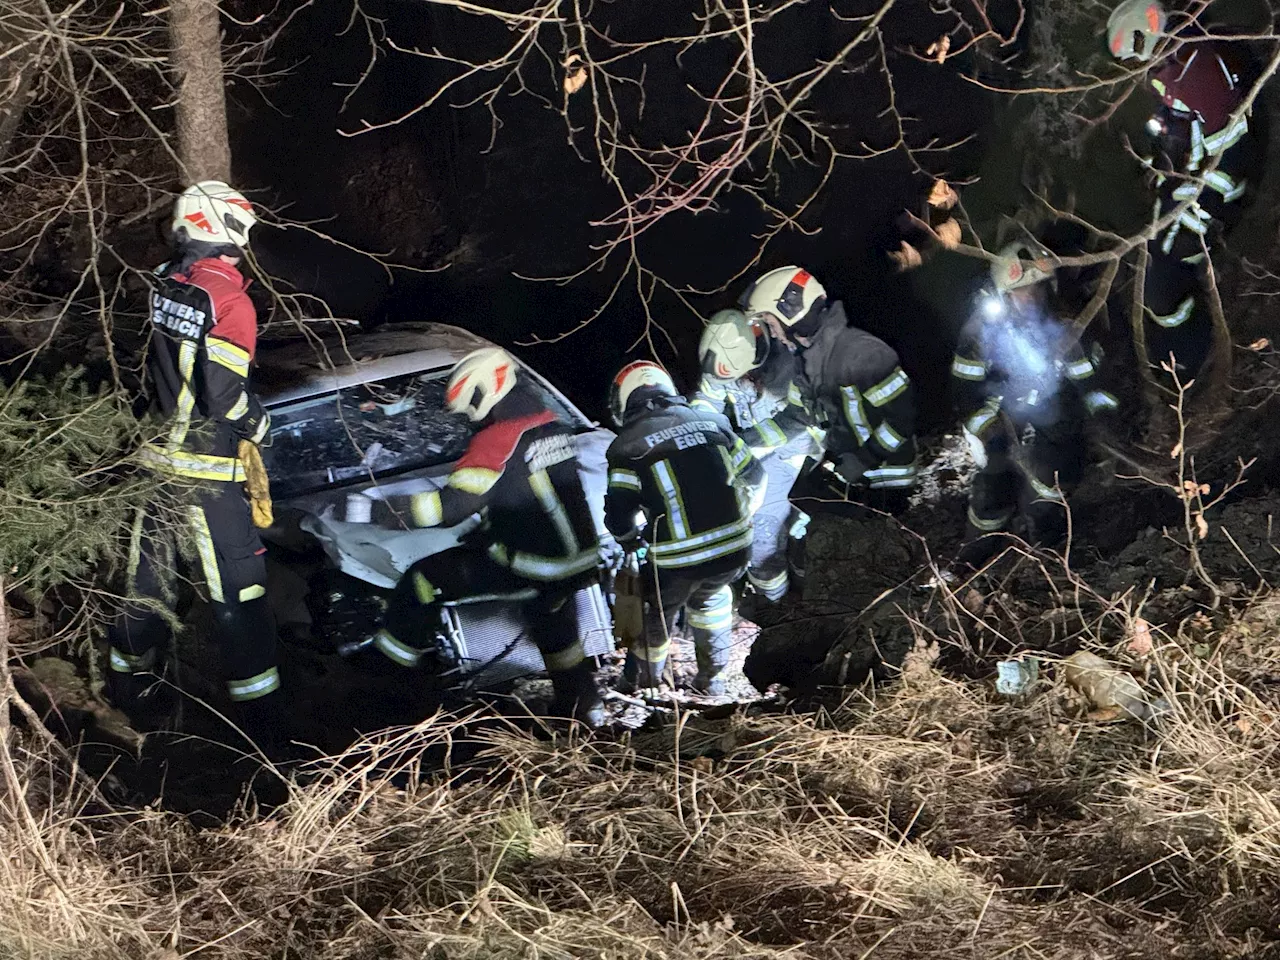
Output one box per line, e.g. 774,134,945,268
108,182,282,745
370,347,606,725
741,266,920,510
691,308,822,603
605,361,764,695
1107,0,1259,380
950,241,1120,568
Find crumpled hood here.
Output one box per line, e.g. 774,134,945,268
291,425,617,589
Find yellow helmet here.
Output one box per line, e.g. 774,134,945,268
991,240,1055,293
698,308,771,380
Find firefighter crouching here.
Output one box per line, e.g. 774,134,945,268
370,348,605,726
691,309,823,603
951,241,1120,570
605,361,765,695
108,182,282,743
741,266,920,511
1107,0,1260,380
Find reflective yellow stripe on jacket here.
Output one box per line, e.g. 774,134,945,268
649,516,752,569
489,543,599,582
138,443,247,482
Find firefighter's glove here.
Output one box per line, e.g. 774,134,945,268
614,533,648,564
835,452,868,483
962,427,988,469
238,440,274,529
599,536,626,575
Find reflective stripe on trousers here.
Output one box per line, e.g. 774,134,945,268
374,628,424,668
227,667,281,702
109,646,157,674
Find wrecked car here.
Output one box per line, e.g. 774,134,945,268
255,323,615,690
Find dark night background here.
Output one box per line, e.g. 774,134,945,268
228,0,1027,424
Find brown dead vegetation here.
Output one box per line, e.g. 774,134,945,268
3,570,1280,960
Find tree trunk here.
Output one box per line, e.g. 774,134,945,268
169,0,231,184
0,1,39,166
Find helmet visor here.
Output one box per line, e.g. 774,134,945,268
749,311,787,342
702,314,773,378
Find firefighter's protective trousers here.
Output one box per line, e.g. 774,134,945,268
1141,69,1256,381
965,420,1084,549
692,369,820,604
623,564,745,690
746,452,804,602
108,481,280,713
374,544,599,715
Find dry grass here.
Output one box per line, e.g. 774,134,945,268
2,596,1280,960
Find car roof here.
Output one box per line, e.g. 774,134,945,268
255,322,495,406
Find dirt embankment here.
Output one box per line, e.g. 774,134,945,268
747,385,1280,696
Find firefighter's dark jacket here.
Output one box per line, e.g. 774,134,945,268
389,392,600,583
138,257,269,482
1150,40,1249,167
605,395,764,572
799,302,918,489
690,350,824,461
950,304,1119,443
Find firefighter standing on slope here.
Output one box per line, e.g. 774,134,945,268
108,181,281,743
950,241,1120,570
605,361,764,695
370,348,605,725
1107,0,1259,379
691,308,823,603
742,266,920,510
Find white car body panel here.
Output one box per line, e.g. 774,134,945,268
257,323,613,588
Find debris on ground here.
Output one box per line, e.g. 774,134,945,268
1061,650,1156,722
995,656,1039,696
13,656,144,753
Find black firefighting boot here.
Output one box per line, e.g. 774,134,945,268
232,688,291,759
617,647,668,694
954,531,1013,573
550,663,605,728
104,667,175,729
692,643,731,698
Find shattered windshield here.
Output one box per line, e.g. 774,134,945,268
263,369,475,499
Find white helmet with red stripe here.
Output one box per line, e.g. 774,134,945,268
609,360,677,426
698,308,771,380
741,266,827,330
172,181,258,249
1106,0,1166,61
991,240,1055,293
445,347,519,421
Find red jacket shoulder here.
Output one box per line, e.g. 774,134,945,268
188,259,258,357
457,411,556,472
